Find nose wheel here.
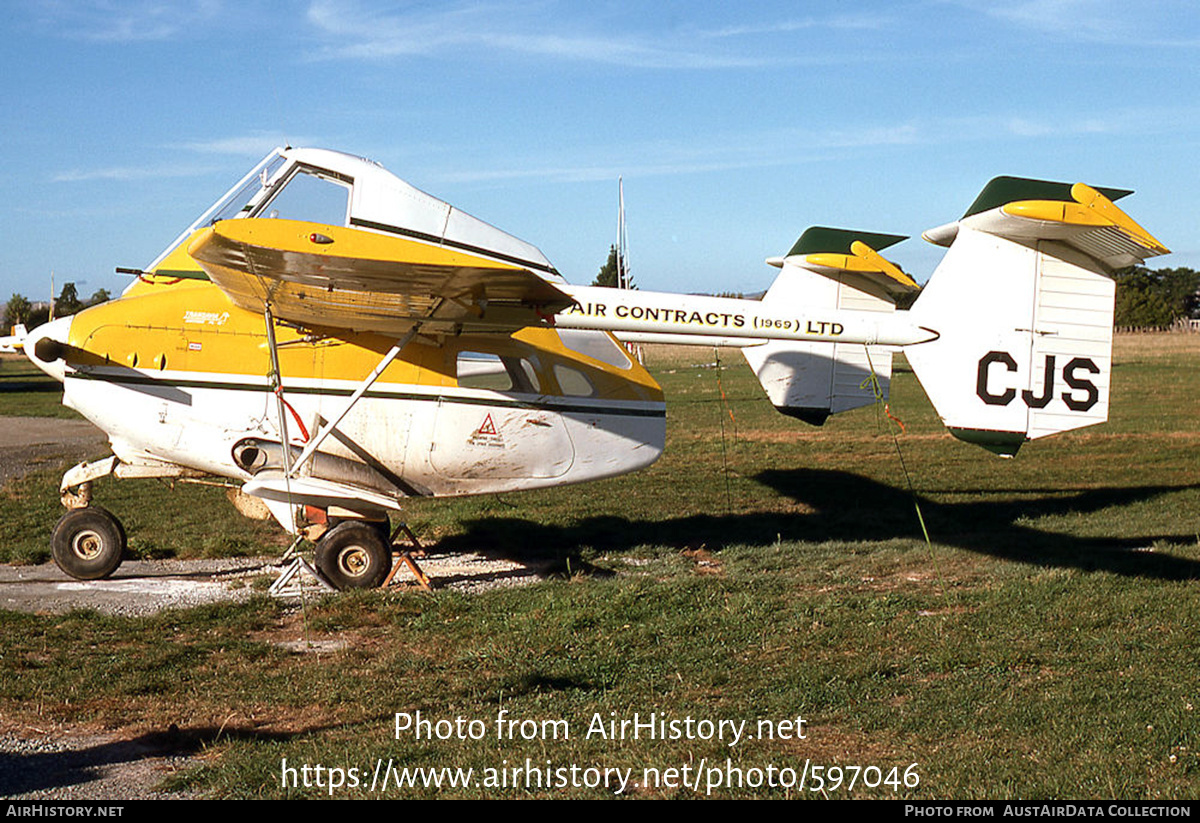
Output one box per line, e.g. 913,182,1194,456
50,505,127,580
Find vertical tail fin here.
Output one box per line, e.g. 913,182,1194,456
905,177,1168,454
743,228,916,424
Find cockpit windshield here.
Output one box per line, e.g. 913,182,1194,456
205,153,288,225
141,149,354,275
142,149,288,273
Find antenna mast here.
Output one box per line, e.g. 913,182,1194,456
617,177,633,290
616,178,643,363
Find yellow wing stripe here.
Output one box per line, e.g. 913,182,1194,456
803,241,918,292
1001,184,1169,256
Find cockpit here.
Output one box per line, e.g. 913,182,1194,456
143,147,556,281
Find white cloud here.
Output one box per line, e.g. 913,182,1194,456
422,102,1193,188
303,0,874,68
30,0,222,43
51,133,315,184
991,115,1111,139
175,134,318,156
430,121,925,185
948,0,1200,47
698,14,888,39
51,164,213,183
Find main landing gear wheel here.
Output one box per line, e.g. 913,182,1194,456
315,521,393,590
51,506,127,580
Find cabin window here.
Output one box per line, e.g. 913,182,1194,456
457,352,540,393
258,168,352,227
553,365,595,397
556,329,632,370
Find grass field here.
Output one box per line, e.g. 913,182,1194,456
0,353,82,419
0,336,1198,798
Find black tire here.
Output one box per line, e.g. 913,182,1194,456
371,519,394,548
315,520,393,590
328,516,393,549
51,506,126,580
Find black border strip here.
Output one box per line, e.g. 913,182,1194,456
69,371,666,419
349,217,560,276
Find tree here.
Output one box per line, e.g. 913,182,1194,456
1113,266,1200,328
27,304,50,328
592,245,620,288
1154,267,1200,319
4,294,31,332
87,288,111,306
54,282,83,317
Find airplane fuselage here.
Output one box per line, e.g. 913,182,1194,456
20,147,1164,588
35,276,666,511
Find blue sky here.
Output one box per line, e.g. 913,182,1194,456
2,0,1198,305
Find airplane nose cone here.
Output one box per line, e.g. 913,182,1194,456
25,316,73,383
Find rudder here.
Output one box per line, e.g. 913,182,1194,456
905,176,1167,454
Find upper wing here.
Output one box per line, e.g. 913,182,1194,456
188,218,575,335
921,177,1169,270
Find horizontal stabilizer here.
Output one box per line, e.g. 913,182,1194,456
767,227,918,296
922,176,1169,271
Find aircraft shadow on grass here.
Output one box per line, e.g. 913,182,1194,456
435,468,1200,582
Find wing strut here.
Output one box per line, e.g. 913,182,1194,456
287,321,427,478
260,305,434,593
263,304,298,534
261,302,437,493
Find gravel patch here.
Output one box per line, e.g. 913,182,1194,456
0,550,549,616
0,557,270,616
0,730,203,800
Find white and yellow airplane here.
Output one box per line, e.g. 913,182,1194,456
22,148,1167,588
0,324,26,354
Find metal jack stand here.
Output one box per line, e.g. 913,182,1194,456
270,557,338,597
382,522,432,591
270,535,337,597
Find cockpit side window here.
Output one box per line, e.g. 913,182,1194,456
254,166,353,227
555,328,633,370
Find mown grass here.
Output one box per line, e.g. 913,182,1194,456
0,469,285,565
0,335,1197,798
0,353,83,419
